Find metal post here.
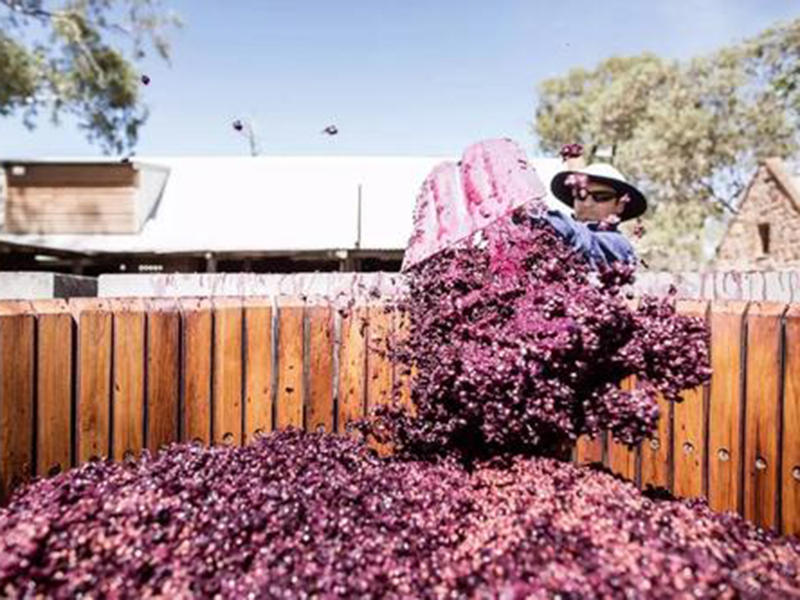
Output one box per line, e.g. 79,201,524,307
205,252,217,273
356,184,362,250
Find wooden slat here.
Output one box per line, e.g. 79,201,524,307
743,302,786,530
366,303,394,412
5,213,135,223
0,301,35,499
640,393,671,491
146,299,180,453
674,388,706,498
110,299,146,461
6,164,138,187
6,200,133,212
575,435,604,466
366,303,394,455
7,186,134,204
6,206,136,225
243,298,273,441
600,298,643,477
708,301,748,515
179,298,213,445
73,299,113,464
307,299,334,433
391,307,414,413
276,296,304,430
338,303,368,433
7,196,133,207
30,300,73,477
212,298,243,445
782,305,800,536
4,218,137,235
608,377,637,482
608,439,636,481
673,299,709,499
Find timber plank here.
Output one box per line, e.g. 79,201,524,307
743,302,786,530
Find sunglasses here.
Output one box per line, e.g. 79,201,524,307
579,191,618,203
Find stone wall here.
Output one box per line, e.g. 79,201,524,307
0,272,97,300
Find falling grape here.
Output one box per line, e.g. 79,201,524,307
368,213,711,462
559,143,584,161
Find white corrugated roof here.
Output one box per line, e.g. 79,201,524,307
0,155,566,255
0,169,5,233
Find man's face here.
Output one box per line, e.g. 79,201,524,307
573,180,624,222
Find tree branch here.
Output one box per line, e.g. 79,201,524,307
0,1,116,86
0,0,132,36
698,179,740,214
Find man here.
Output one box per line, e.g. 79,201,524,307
527,149,648,268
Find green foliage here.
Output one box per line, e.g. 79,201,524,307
0,0,181,154
740,18,800,118
0,34,39,115
535,19,800,270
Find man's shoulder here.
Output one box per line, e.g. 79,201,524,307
593,225,634,246
543,209,576,226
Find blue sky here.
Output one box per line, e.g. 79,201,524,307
1,0,797,158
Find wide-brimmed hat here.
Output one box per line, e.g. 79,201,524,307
550,163,647,221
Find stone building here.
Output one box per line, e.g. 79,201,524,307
715,158,800,270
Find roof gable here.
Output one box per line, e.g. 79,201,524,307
764,157,800,214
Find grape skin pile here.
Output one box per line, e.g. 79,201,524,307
1,432,798,599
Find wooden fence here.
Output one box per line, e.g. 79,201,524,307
0,297,798,536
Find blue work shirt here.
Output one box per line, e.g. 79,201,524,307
529,209,636,268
